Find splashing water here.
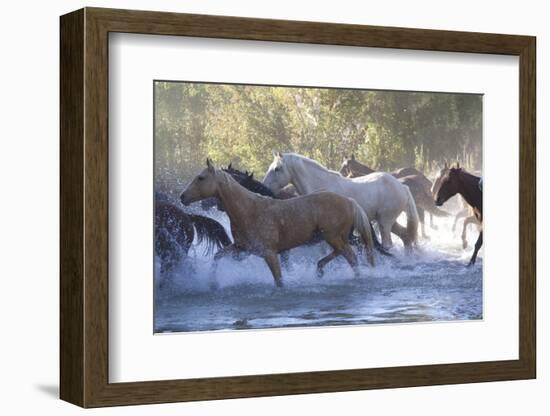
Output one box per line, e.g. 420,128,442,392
154,204,482,333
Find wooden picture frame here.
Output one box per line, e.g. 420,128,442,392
60,7,536,408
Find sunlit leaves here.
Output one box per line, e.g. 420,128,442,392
154,81,482,195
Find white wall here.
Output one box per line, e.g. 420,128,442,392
0,0,545,414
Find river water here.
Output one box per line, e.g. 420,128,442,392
154,205,482,333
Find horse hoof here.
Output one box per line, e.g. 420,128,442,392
316,269,324,279
462,241,468,249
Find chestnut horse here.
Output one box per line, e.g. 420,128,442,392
181,160,376,287
435,166,483,266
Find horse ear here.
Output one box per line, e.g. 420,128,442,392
206,158,215,172
456,162,460,169
444,161,448,169
351,153,356,161
228,163,232,170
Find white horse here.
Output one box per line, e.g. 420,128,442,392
263,152,420,250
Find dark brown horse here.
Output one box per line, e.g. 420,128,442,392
339,155,447,238
431,162,481,248
155,197,231,274
435,166,482,266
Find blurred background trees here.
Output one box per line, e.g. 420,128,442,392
155,81,482,194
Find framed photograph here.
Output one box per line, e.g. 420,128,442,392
60,7,536,408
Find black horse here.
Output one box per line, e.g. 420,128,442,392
435,166,483,266
155,194,231,274
200,164,276,210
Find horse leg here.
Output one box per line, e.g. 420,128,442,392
418,207,428,240
378,220,394,250
341,244,360,278
461,215,477,249
318,233,353,277
468,231,483,266
452,208,468,232
391,222,414,251
430,212,438,230
263,252,283,288
316,250,340,278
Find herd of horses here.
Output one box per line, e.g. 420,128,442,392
157,153,483,287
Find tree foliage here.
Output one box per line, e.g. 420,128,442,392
154,82,482,194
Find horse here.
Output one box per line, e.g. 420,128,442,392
224,165,392,257
339,155,447,238
340,154,429,189
398,174,450,239
155,197,231,274
435,165,483,266
264,152,420,251
180,159,376,287
432,162,481,248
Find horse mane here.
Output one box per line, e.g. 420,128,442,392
223,166,275,198
454,168,481,185
215,169,269,202
283,153,342,177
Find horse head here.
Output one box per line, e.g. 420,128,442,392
434,165,462,206
180,159,219,206
340,154,360,177
263,151,292,193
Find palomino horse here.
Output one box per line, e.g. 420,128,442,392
435,165,483,266
432,162,481,249
224,165,392,257
155,196,231,274
263,152,420,250
180,160,376,287
339,155,447,238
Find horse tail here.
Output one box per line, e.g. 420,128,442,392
369,223,393,257
404,186,420,247
187,213,232,255
350,223,392,257
350,200,376,266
